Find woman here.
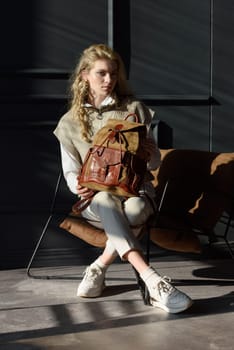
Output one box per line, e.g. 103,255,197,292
54,43,193,313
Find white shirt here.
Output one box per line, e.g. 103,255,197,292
60,144,80,194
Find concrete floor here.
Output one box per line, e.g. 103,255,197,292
0,245,234,350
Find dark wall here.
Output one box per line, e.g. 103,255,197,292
0,0,233,268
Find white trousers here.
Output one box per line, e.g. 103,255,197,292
81,191,154,259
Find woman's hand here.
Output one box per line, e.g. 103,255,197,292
76,183,95,199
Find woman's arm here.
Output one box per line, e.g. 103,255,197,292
60,143,95,198
60,143,81,194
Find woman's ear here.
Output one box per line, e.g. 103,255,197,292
81,69,88,81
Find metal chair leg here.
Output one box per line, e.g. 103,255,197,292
26,171,62,278
218,211,234,258
208,205,234,259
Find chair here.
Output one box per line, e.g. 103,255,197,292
28,146,234,305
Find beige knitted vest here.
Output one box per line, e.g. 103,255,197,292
53,99,154,167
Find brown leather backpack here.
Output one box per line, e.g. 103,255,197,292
79,114,147,197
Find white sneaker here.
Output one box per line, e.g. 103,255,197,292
149,276,193,313
77,263,106,298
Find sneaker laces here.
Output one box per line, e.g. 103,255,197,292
153,276,175,296
83,266,102,283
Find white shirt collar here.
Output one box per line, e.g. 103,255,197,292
83,95,116,108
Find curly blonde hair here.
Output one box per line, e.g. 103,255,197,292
69,44,132,142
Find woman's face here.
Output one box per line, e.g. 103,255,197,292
83,59,118,100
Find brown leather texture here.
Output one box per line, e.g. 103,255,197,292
59,214,107,248
152,149,234,232
79,118,147,197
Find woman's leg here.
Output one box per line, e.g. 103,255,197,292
81,192,149,258
78,192,193,313
77,192,151,297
